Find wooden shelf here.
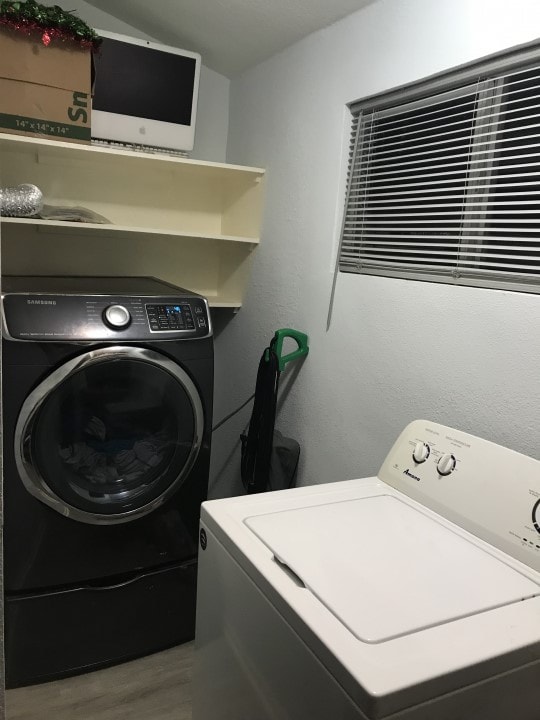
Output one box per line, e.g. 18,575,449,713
1,217,260,245
0,134,265,306
0,134,265,176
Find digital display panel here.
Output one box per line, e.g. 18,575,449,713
146,303,195,331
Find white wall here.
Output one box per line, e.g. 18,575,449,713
210,0,540,497
55,0,230,161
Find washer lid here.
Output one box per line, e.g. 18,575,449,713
245,494,540,643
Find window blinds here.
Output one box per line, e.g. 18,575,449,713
340,58,540,292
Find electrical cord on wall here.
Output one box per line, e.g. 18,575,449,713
212,393,255,433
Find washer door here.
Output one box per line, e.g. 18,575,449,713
15,346,204,524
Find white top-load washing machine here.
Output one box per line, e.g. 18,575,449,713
193,420,540,720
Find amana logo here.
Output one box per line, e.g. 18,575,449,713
403,468,421,482
27,299,56,305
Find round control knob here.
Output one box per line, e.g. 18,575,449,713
412,442,430,463
532,499,540,534
437,453,456,476
103,304,131,329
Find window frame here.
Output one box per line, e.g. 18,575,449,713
338,40,540,294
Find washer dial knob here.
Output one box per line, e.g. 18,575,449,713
412,442,430,463
103,304,131,329
533,499,540,534
437,453,456,476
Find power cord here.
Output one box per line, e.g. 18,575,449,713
212,393,255,433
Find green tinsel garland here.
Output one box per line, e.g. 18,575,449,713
0,0,102,50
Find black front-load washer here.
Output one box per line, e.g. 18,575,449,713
2,276,214,687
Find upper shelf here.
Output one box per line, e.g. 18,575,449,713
0,134,265,179
0,133,265,239
0,133,266,307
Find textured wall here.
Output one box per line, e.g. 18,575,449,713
210,0,540,498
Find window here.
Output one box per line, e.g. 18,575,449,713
340,45,540,293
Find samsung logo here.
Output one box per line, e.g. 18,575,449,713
27,300,56,305
403,469,421,482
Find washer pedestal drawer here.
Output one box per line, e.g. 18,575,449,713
5,559,197,688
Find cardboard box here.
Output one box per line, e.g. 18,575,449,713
0,28,91,144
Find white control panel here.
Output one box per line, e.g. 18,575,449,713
378,420,540,572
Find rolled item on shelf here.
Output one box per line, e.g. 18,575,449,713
0,182,43,216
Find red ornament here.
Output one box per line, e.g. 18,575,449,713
41,30,51,46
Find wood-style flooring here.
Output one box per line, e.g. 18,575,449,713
6,643,194,720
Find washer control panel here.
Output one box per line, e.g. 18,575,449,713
379,420,540,572
146,303,198,332
3,292,211,341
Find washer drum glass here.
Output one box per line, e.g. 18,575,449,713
15,347,204,524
